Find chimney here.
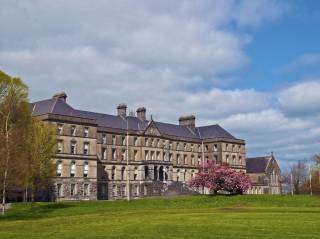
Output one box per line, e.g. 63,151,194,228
117,103,127,118
52,92,67,102
179,115,196,127
136,107,146,121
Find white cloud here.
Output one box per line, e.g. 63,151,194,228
2,0,318,168
278,81,320,116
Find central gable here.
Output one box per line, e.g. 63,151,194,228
144,121,161,136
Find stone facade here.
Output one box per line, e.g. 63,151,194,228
31,92,279,200
246,155,281,195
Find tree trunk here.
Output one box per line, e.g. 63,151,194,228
2,114,10,216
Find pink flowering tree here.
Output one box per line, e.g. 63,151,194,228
189,161,251,195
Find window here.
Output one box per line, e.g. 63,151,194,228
145,150,149,160
232,155,236,165
112,148,116,161
198,145,201,153
169,141,173,149
71,125,76,136
176,170,180,182
112,185,117,197
57,183,63,197
57,124,63,135
57,140,63,153
102,148,107,160
184,143,187,151
214,155,218,163
226,154,229,163
70,162,76,177
71,142,76,154
84,127,89,137
214,144,218,152
156,151,160,160
134,185,139,197
238,145,241,152
151,151,155,160
157,140,162,147
70,184,77,196
122,136,126,145
121,149,126,161
134,167,138,180
232,144,235,152
56,161,62,176
184,155,187,165
191,155,195,165
102,134,107,144
239,156,242,165
121,167,126,180
111,166,116,180
226,144,229,151
144,166,149,179
169,153,173,162
205,145,209,152
84,184,90,196
198,156,201,165
84,142,89,155
112,135,116,145
134,137,138,146
177,154,181,164
134,150,138,161
83,162,89,177
145,137,149,146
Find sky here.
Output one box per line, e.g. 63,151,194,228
1,0,320,170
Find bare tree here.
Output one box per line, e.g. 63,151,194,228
290,161,308,194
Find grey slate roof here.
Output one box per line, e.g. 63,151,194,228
31,97,239,141
246,157,271,173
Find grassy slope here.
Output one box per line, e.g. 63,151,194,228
0,195,320,239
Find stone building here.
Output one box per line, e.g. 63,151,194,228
246,154,281,194
31,92,249,200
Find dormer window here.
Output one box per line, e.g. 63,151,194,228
84,127,89,137
71,125,76,136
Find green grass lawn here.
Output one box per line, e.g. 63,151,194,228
1,195,320,239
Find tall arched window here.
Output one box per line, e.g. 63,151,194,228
176,169,180,182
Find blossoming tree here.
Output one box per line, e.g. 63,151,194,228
189,161,251,195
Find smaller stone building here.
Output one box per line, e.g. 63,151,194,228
246,154,281,194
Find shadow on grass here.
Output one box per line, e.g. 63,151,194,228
0,202,76,221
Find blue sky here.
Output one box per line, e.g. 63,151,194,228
0,0,320,170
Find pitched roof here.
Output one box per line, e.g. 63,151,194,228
31,97,240,141
198,124,236,140
246,156,271,173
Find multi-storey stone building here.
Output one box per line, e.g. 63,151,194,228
31,92,278,200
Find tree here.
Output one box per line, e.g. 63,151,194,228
0,71,29,215
290,161,308,194
0,70,56,214
189,161,251,195
23,120,56,203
